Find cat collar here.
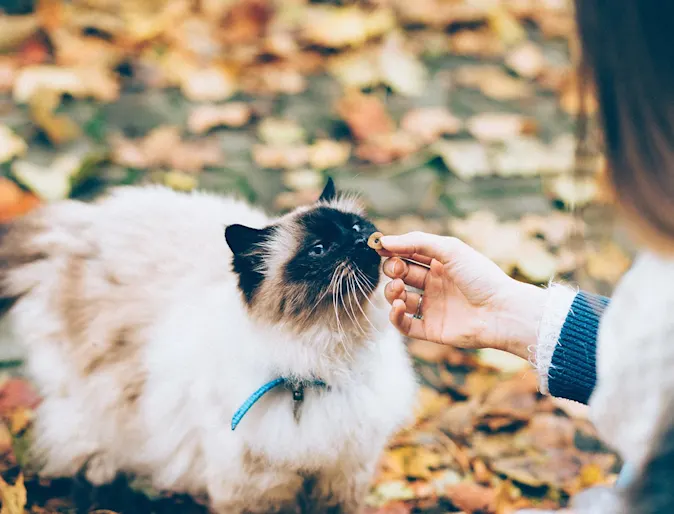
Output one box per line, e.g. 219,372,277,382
231,377,328,430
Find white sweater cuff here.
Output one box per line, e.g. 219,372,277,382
533,282,578,395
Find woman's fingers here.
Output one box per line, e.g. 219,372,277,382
383,258,429,290
384,279,422,313
390,299,426,339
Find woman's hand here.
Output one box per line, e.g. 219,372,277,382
378,232,547,360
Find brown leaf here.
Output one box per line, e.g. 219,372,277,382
467,113,537,142
445,482,496,513
454,66,534,101
450,29,504,58
220,0,272,45
187,103,253,133
113,126,224,172
522,414,575,451
252,144,310,170
356,131,422,164
335,91,395,142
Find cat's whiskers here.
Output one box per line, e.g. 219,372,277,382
331,264,346,344
352,272,379,334
346,273,367,336
354,267,378,309
334,267,354,360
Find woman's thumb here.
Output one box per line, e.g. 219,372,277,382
379,232,464,264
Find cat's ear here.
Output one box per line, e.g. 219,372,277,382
318,177,336,202
225,224,272,256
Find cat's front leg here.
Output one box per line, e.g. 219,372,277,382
304,464,373,514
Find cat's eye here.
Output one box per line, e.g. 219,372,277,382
352,223,362,232
309,243,325,256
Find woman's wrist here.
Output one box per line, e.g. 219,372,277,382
491,280,548,361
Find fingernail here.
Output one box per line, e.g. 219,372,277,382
392,259,405,276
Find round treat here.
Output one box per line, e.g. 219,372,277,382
367,232,384,250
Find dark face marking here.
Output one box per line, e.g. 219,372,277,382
225,224,275,303
284,207,381,309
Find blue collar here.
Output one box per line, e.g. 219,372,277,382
231,377,328,430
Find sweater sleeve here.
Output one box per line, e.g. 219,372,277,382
533,284,610,405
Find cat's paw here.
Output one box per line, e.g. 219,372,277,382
85,453,118,486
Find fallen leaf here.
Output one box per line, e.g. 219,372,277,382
112,126,223,172
335,91,395,142
164,170,198,192
328,47,382,89
308,140,351,170
0,473,26,514
302,5,396,49
450,28,504,57
400,107,462,144
0,126,27,163
253,144,310,170
414,386,452,421
445,481,496,513
516,239,558,283
28,87,81,145
13,65,119,103
258,118,306,145
545,174,598,208
586,242,632,284
467,113,537,142
505,42,546,78
282,169,324,191
8,407,32,435
454,65,534,100
433,140,491,180
0,14,39,52
274,189,321,211
179,64,238,102
355,131,422,164
187,103,253,133
379,32,428,97
477,349,528,373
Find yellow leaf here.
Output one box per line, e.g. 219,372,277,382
8,407,32,434
164,170,197,192
0,473,26,514
414,386,451,421
487,4,526,46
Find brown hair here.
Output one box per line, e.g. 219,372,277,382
575,1,674,250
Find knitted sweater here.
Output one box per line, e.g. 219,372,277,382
535,251,674,512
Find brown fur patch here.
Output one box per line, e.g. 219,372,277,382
0,218,48,296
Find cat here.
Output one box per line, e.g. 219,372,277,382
0,178,418,513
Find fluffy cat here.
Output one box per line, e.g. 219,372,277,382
0,179,418,513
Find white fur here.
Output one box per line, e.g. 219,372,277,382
7,186,418,512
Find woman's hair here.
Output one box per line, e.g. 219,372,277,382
575,1,674,249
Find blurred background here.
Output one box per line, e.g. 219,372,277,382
0,1,631,513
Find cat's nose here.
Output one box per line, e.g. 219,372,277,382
354,234,368,247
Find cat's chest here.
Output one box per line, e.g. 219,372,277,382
237,376,387,465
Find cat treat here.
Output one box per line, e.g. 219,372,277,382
368,231,384,250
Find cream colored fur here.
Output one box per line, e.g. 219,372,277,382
2,185,418,513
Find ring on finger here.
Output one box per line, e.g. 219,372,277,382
413,295,424,320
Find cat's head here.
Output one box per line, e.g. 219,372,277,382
224,178,381,335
